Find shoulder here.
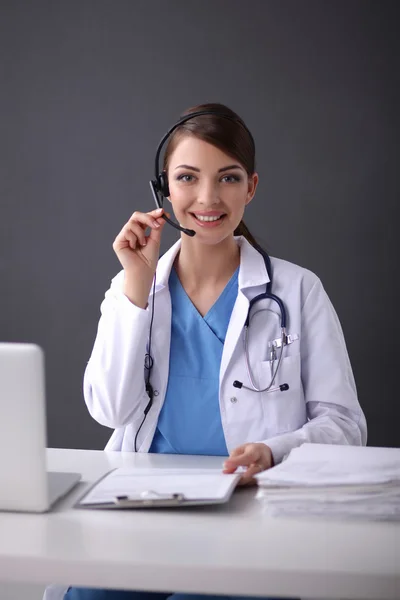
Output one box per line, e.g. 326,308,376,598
270,255,319,285
269,255,323,306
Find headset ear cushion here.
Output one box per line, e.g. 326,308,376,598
158,170,170,198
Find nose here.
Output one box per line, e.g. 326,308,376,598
197,179,221,206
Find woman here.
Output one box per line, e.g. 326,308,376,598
65,103,366,599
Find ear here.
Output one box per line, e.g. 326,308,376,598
245,173,259,206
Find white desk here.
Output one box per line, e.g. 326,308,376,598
0,449,398,600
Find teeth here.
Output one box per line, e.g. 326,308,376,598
195,215,223,222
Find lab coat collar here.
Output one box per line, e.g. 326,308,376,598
151,236,270,296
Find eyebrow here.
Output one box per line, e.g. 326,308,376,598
174,164,243,173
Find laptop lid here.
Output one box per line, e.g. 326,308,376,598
0,343,50,511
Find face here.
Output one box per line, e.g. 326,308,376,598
167,136,258,245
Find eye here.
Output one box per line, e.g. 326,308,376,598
221,174,242,183
176,173,196,183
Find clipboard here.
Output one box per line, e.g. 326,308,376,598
74,467,241,509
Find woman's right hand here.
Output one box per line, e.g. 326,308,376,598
112,208,168,308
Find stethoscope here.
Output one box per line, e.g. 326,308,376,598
134,110,289,450
232,247,290,395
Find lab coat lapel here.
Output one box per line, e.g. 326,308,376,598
220,290,249,379
152,286,172,392
220,237,270,383
146,241,181,398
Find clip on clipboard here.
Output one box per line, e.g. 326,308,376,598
75,467,241,509
114,490,186,508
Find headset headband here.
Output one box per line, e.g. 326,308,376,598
154,110,255,179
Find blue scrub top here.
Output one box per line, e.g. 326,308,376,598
149,265,239,456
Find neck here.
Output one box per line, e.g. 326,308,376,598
175,235,240,291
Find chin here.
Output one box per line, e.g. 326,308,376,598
192,231,236,247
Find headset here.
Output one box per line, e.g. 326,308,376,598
134,110,288,451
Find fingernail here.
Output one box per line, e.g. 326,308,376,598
156,208,163,213
142,240,147,246
153,221,160,228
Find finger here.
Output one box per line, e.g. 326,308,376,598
124,228,141,250
114,215,148,251
237,473,259,487
150,209,171,228
230,444,248,458
222,445,247,473
113,227,139,253
222,463,238,474
128,210,163,233
128,212,166,246
224,445,260,469
146,215,167,245
149,208,166,217
124,223,147,248
237,462,265,486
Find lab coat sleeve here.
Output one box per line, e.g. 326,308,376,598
260,279,367,465
83,276,151,428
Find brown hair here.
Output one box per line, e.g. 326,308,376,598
163,102,262,251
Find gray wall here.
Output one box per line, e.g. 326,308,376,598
1,0,399,450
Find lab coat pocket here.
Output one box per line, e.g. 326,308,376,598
257,353,306,435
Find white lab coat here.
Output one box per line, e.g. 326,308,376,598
84,236,367,464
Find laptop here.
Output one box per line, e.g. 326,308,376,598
0,342,81,512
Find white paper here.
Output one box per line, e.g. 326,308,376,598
80,468,240,505
254,444,400,521
256,443,400,487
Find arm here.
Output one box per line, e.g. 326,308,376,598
263,279,367,464
83,276,151,429
83,208,167,429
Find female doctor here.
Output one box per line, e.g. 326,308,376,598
65,103,367,600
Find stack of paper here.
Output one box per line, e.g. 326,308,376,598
255,443,400,521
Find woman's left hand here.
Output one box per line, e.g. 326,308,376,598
222,443,274,486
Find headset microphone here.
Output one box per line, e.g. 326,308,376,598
149,180,196,237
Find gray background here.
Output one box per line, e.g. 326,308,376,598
1,0,399,451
